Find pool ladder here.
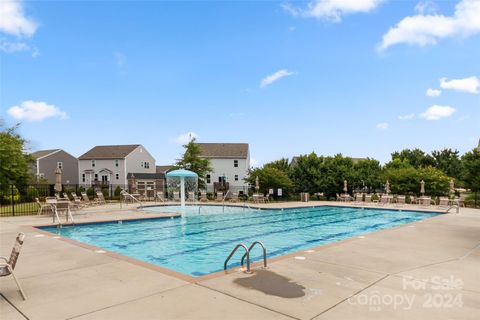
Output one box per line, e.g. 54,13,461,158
224,241,267,273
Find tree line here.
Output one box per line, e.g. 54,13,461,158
245,148,480,203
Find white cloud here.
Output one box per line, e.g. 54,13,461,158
398,113,415,120
440,76,480,94
376,122,389,130
250,157,259,168
414,1,438,15
420,105,456,120
172,132,198,145
0,0,37,37
282,0,384,22
0,38,38,56
426,88,442,97
378,0,480,51
7,101,68,122
260,69,294,88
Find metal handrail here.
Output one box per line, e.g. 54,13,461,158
121,191,143,207
224,243,250,273
241,241,267,268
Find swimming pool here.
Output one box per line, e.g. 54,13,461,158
41,205,437,277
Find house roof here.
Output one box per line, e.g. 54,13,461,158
197,143,249,159
31,149,61,160
79,145,140,160
156,165,175,173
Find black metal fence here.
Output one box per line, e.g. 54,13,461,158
0,184,129,217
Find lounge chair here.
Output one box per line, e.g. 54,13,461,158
395,195,406,207
70,193,84,208
379,195,389,206
0,233,27,300
364,194,372,203
173,191,180,202
253,194,265,203
419,196,434,207
199,191,208,202
438,197,450,209
229,192,239,203
36,197,53,215
81,192,95,206
155,191,165,202
354,193,363,204
336,193,342,202
53,200,75,224
264,194,270,203
216,192,223,202
96,191,106,204
188,191,196,202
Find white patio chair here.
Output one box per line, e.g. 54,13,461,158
0,233,27,300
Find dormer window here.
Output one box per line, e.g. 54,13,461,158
92,160,96,167
234,160,238,167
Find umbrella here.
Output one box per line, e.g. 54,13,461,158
129,173,137,194
449,179,455,195
255,176,260,192
420,180,425,195
54,168,62,193
343,180,348,193
385,180,390,195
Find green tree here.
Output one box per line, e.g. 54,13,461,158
461,149,480,207
176,138,212,189
431,148,462,181
289,152,324,194
0,122,32,186
391,148,435,168
352,158,382,192
245,166,293,197
264,158,291,175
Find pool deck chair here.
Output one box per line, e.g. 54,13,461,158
173,191,180,202
354,193,363,205
96,191,106,205
438,197,450,209
199,191,208,202
395,195,406,207
0,233,27,300
155,191,165,202
36,197,53,215
216,192,223,202
188,191,196,202
419,196,434,208
81,192,95,206
364,194,372,204
53,200,75,225
229,192,239,203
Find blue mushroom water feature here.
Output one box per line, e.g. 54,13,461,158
166,169,198,210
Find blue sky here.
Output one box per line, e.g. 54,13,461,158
1,0,479,166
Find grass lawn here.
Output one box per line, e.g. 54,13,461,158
0,202,38,216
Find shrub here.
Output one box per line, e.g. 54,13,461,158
86,187,94,198
26,186,39,201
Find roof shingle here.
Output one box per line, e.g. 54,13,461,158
79,145,140,160
197,143,249,159
31,149,61,159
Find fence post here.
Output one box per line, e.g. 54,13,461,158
11,184,15,216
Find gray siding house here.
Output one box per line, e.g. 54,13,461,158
197,143,250,194
30,149,79,184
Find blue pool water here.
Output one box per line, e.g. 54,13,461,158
40,205,437,276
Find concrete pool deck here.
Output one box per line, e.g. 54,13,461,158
0,202,479,319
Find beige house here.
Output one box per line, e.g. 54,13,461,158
30,149,78,184
197,143,250,194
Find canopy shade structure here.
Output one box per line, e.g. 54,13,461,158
166,169,198,178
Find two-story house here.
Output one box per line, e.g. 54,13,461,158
197,143,250,194
78,145,159,191
30,149,78,184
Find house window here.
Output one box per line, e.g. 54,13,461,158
206,174,211,184
116,173,119,180
94,174,98,181
115,160,119,167
57,162,63,169
144,162,150,169
234,160,238,167
92,160,96,167
82,174,85,182
235,175,239,181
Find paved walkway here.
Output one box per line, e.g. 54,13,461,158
1,202,479,319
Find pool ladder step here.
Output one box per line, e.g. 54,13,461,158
224,241,267,273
